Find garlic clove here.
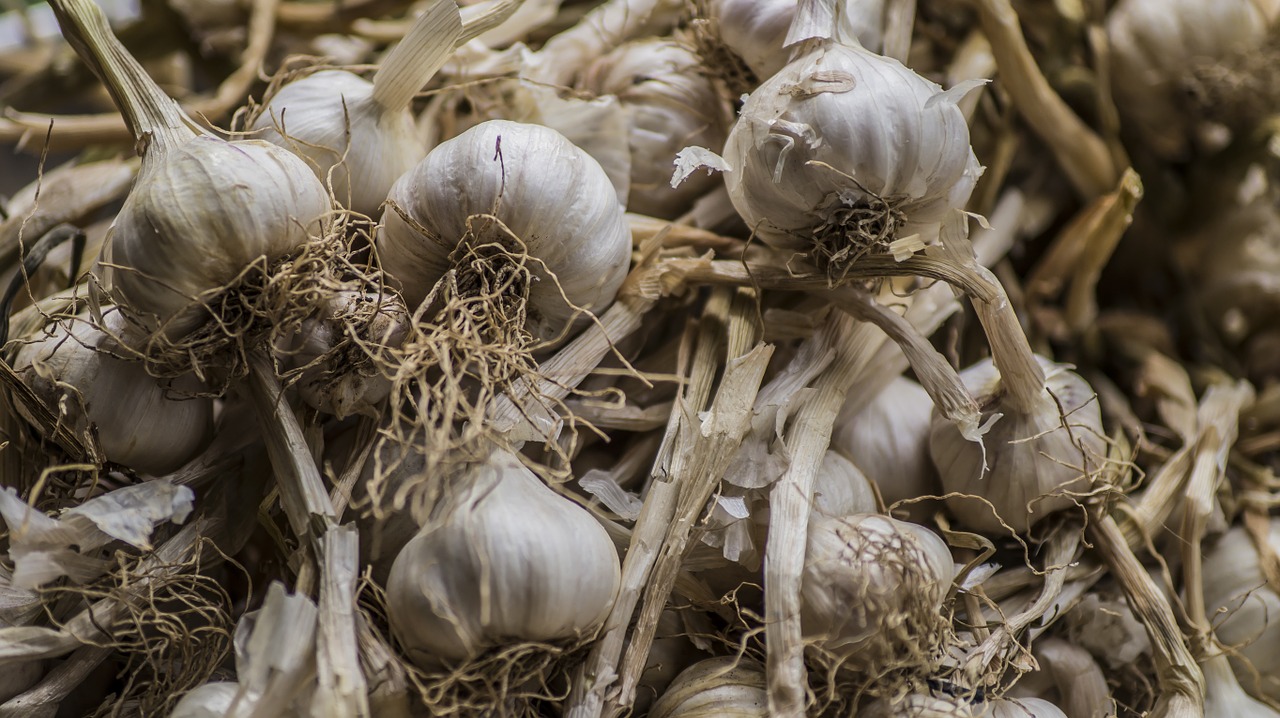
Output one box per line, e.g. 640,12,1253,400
649,656,769,718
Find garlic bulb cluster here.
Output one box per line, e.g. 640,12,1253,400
711,0,888,79
722,39,980,269
581,38,728,218
801,513,955,671
386,447,621,664
250,1,463,216
1202,522,1280,700
378,119,632,341
929,356,1106,534
649,657,768,718
11,309,213,475
49,0,332,339
862,694,1068,717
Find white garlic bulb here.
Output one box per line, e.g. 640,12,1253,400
386,447,621,664
377,119,632,341
581,38,728,218
801,513,955,672
169,682,239,718
12,310,214,475
49,0,331,339
1194,200,1280,344
649,657,768,718
1203,522,1280,701
250,1,463,216
863,694,1068,717
811,449,877,518
722,40,980,269
929,356,1106,534
712,0,888,79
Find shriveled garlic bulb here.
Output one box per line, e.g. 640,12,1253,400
386,447,621,664
929,355,1105,534
863,693,1068,717
711,0,888,79
1202,522,1280,700
49,0,331,338
721,39,980,271
649,657,768,718
12,310,213,475
801,513,955,672
250,1,463,216
580,38,727,218
378,119,631,341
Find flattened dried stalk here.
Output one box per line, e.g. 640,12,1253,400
313,525,369,718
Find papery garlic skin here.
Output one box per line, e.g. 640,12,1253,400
581,38,727,218
801,513,955,672
12,310,214,475
1203,522,1280,701
378,120,631,341
386,447,621,664
722,41,980,264
649,657,768,718
832,377,939,517
251,71,425,217
929,356,1105,534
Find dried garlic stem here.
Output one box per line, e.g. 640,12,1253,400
526,0,685,85
881,0,916,63
368,0,465,114
1,644,111,712
315,525,369,717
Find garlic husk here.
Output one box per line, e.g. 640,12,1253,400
49,0,332,339
712,0,888,79
250,1,463,216
801,513,955,672
377,119,632,342
864,694,1068,717
1202,522,1280,700
581,38,728,218
929,356,1106,534
811,449,877,518
1106,0,1275,158
649,656,768,718
385,446,621,664
11,309,214,475
721,39,981,268
831,376,939,517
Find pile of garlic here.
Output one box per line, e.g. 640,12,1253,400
0,0,1278,716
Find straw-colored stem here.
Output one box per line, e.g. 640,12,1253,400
370,0,462,114
315,525,369,717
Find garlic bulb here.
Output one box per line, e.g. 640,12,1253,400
929,356,1106,534
169,683,239,718
801,513,955,672
712,0,888,79
649,657,768,718
863,694,1068,717
1202,522,1280,700
386,447,621,664
377,120,631,341
12,309,214,475
721,40,981,270
1194,200,1280,344
811,449,877,518
250,1,463,216
580,38,728,218
49,0,331,339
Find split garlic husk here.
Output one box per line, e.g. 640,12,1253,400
385,446,621,664
10,309,213,474
378,119,632,341
1202,521,1280,700
801,513,956,673
649,657,769,718
250,0,463,216
49,0,332,339
580,37,728,218
721,38,981,271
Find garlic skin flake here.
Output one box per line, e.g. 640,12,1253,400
722,40,981,267
386,447,622,664
378,119,631,341
649,657,769,718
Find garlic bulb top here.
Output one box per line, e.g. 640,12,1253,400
801,513,955,672
649,657,769,718
929,356,1106,534
385,447,622,664
50,0,331,339
581,38,728,218
1202,522,1280,700
250,1,463,216
722,40,980,268
12,310,214,475
378,119,632,341
713,0,889,79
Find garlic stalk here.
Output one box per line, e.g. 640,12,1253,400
649,657,768,718
48,0,332,339
10,308,213,475
250,0,463,216
801,513,955,674
581,38,729,218
1202,522,1280,701
385,446,621,664
721,38,981,274
378,119,632,342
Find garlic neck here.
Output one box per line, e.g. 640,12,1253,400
370,0,463,114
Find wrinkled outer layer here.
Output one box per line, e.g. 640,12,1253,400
378,120,631,342
723,40,979,250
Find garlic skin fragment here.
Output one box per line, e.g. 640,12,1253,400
378,119,632,341
385,447,622,664
929,356,1106,534
722,40,981,264
1202,522,1280,701
12,311,214,475
649,657,769,718
801,513,955,672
